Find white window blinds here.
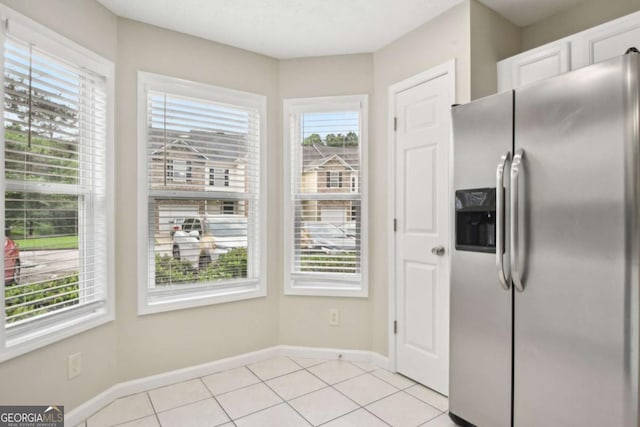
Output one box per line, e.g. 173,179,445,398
285,96,368,297
3,27,109,332
140,74,265,311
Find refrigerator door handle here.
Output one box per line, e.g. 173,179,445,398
496,151,511,291
510,149,525,292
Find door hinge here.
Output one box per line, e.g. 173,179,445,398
393,218,397,232
393,320,397,334
393,117,397,131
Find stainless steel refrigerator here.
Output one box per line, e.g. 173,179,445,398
449,51,640,427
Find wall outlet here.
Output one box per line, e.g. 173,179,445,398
329,308,340,326
68,352,82,379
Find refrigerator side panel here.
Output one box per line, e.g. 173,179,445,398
450,91,513,427
513,54,636,427
623,53,640,427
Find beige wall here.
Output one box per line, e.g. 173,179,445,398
278,54,374,350
371,1,471,355
522,0,640,50
0,0,118,61
0,0,119,410
115,18,280,381
470,0,521,99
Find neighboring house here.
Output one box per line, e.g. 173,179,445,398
149,131,248,234
301,144,359,224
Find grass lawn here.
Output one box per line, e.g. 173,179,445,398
15,235,79,251
300,252,357,273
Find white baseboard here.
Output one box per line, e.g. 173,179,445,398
65,345,388,426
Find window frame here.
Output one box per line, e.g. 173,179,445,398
137,72,267,315
0,4,115,362
283,95,369,297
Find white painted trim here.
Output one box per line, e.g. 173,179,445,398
386,60,456,374
0,4,115,363
282,95,369,298
65,345,389,426
136,72,268,315
278,345,389,368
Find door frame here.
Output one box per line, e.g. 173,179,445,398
386,60,456,377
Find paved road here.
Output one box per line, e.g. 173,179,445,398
17,238,175,284
19,249,79,284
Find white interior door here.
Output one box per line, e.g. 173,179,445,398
393,69,452,395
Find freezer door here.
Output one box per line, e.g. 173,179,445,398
450,91,513,427
513,54,639,426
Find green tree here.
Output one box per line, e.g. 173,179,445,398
5,76,78,144
302,133,322,146
4,74,80,239
345,131,359,146
325,133,338,145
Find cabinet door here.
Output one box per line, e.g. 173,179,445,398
497,42,570,91
573,11,640,69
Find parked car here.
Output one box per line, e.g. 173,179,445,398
4,234,20,285
168,217,185,237
172,215,248,268
301,222,356,253
339,222,356,238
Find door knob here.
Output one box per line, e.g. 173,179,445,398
431,245,445,256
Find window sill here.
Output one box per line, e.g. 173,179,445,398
285,276,368,298
138,279,266,315
0,308,113,363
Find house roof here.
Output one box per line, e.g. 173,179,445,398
149,129,249,163
151,138,209,160
303,144,359,171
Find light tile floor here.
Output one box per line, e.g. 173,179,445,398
80,357,457,427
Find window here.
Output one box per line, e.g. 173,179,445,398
326,171,343,188
223,169,230,187
283,95,368,297
222,201,235,214
0,6,114,361
138,72,266,314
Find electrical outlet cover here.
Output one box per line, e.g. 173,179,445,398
68,352,82,379
329,308,340,326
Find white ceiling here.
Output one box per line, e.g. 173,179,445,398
98,0,584,59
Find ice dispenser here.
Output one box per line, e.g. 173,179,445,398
455,188,496,253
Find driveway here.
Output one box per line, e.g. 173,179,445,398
19,249,79,284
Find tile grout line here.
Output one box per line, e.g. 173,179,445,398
144,391,162,427
237,356,353,426
89,392,159,427
419,411,451,426
197,377,235,426
316,361,444,426
258,372,315,426
256,356,315,425
403,387,448,413
360,406,394,426
219,359,292,423
364,370,452,416
305,359,415,426
303,360,393,426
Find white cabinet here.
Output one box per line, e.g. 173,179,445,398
497,42,570,92
498,11,640,91
573,12,640,68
